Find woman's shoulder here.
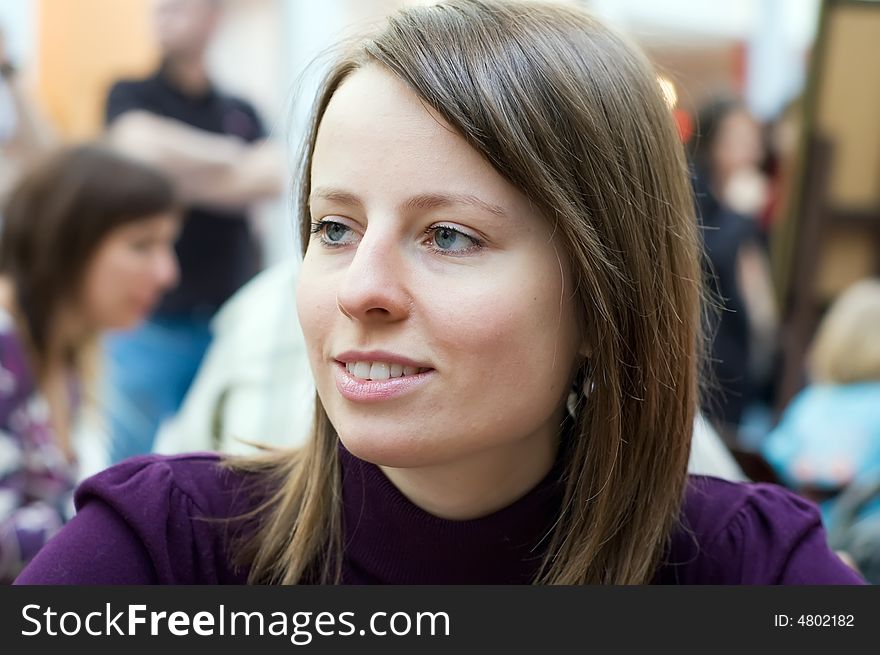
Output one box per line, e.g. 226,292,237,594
656,476,866,584
15,453,265,584
75,452,253,516
679,475,815,545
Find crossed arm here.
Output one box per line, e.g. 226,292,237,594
107,111,284,211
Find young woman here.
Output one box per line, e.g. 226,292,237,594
0,145,179,582
16,0,863,585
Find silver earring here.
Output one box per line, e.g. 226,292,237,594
566,360,591,417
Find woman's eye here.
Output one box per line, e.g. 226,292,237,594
325,222,350,242
311,220,358,246
427,226,481,253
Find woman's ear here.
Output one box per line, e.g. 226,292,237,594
579,342,592,358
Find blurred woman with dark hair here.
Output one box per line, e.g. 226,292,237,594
0,146,180,582
689,99,779,438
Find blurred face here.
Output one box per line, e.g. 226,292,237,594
79,213,180,331
153,0,219,59
297,66,584,472
712,109,763,182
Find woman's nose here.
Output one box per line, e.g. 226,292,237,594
334,231,410,324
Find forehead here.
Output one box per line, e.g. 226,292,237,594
718,110,756,135
311,65,533,216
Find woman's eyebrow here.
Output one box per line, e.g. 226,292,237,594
310,187,363,208
403,192,508,218
311,187,508,219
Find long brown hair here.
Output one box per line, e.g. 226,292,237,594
0,145,176,375
232,0,703,585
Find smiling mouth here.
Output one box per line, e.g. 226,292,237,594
342,361,433,381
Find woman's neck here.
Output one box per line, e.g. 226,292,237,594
338,439,565,584
163,56,211,96
378,429,560,520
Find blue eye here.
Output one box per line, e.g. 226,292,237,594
310,220,357,247
325,222,349,242
427,225,482,254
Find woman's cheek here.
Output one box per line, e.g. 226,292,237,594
296,277,332,353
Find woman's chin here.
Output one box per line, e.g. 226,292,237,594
102,318,139,333
108,308,150,332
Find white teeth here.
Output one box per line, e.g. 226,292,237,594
345,361,426,380
369,362,390,380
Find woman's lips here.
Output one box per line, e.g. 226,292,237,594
333,361,435,402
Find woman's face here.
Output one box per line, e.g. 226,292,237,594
80,213,180,331
712,108,763,181
297,66,584,470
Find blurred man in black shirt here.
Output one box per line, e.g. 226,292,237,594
104,0,282,462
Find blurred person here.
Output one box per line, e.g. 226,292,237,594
763,279,880,502
0,146,179,582
762,279,880,581
102,0,282,462
689,98,779,438
17,1,861,585
826,472,880,583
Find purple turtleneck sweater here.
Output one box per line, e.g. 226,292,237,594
15,444,866,585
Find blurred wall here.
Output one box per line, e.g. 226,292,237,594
589,0,819,119
646,40,745,115
813,2,880,300
818,4,880,211
36,0,157,140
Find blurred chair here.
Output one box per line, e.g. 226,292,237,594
153,259,313,455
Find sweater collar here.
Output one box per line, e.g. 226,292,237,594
338,441,565,584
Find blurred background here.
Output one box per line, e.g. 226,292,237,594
0,0,825,264
0,0,878,582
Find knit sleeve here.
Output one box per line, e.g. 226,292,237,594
14,454,246,584
689,479,866,584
